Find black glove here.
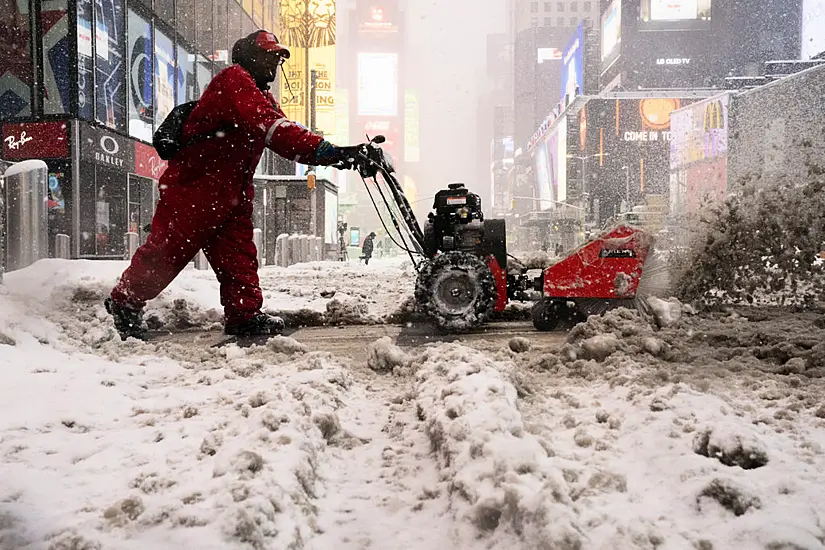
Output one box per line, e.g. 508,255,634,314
313,140,364,168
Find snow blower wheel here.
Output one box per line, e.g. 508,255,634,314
415,251,497,333
532,298,564,331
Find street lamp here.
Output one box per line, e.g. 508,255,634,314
621,165,630,212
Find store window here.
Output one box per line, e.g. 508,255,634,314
47,161,73,257
197,54,214,96
177,0,196,44
228,0,243,56
0,3,33,118
196,0,215,58
94,0,126,131
214,0,230,72
154,27,176,129
77,0,94,120
127,175,155,244
79,164,127,257
42,0,71,115
177,43,197,103
156,0,175,26
242,13,255,37
127,10,153,140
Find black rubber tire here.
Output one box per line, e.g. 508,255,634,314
532,298,562,331
415,251,497,333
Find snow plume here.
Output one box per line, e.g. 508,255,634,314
673,171,825,307
413,343,584,548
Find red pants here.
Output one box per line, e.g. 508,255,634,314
111,178,262,325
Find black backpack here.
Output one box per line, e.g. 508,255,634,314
153,101,199,160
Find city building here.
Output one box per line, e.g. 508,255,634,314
1,0,284,259
514,0,601,32
598,0,803,92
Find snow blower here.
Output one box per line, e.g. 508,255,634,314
340,136,663,333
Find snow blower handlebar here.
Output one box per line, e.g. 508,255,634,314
334,136,428,268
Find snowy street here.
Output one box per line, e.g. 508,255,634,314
1,259,825,550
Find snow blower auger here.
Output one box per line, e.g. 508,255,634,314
531,225,655,331
338,136,655,333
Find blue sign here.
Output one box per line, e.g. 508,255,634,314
560,22,585,104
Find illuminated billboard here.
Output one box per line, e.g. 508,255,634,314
279,0,337,135
640,0,712,29
669,93,730,215
601,0,622,64
357,53,398,117
561,23,585,103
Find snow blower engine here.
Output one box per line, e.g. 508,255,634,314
339,136,654,333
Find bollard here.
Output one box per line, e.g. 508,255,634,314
253,228,264,267
194,250,209,270
275,234,288,267
3,160,48,272
55,234,71,259
287,234,300,266
300,235,311,263
314,237,323,261
124,232,139,260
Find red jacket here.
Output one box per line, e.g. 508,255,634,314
163,64,324,189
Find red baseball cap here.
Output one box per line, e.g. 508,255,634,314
254,31,291,59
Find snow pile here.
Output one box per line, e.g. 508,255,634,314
0,324,354,549
646,296,682,328
366,336,412,374
413,344,584,547
674,174,825,307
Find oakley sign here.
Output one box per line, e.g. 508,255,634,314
80,122,134,171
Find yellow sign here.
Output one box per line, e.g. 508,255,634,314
279,0,336,136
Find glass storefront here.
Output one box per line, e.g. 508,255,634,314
77,0,94,120
42,0,71,115
2,0,279,259
154,27,177,127
94,0,127,131
0,1,34,118
79,163,127,258
128,9,153,140
46,160,73,257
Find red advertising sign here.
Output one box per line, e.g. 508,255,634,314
2,122,69,160
133,141,167,180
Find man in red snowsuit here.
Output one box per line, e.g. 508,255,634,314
106,31,348,340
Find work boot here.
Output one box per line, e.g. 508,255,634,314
225,312,285,336
104,297,147,341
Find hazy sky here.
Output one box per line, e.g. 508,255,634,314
402,0,508,209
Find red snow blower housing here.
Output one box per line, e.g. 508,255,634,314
337,136,654,333
531,225,653,331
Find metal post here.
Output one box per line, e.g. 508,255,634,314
3,161,48,273
310,69,318,132
0,172,5,284
55,234,71,259
253,228,264,268
124,232,139,260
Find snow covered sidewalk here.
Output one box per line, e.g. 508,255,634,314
2,259,825,549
